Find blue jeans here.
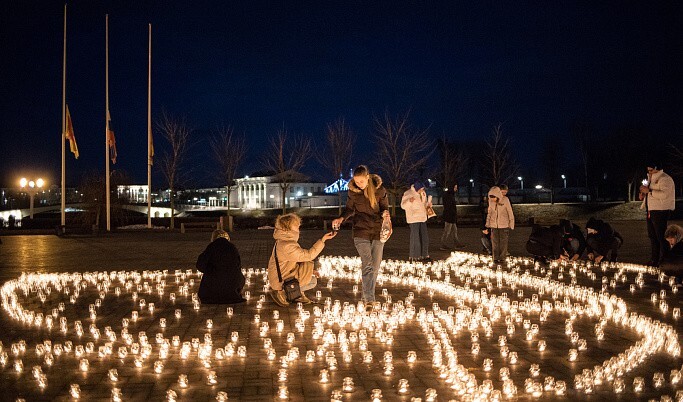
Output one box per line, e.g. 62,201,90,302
353,237,385,302
409,222,429,259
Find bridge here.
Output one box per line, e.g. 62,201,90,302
0,203,177,222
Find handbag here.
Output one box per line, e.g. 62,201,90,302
273,242,302,302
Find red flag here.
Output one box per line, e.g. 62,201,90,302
107,110,117,164
65,105,79,159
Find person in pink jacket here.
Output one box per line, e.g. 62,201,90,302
485,186,515,263
268,213,336,307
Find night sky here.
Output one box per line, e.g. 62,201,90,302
1,1,682,188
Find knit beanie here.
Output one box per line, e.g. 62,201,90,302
413,181,425,191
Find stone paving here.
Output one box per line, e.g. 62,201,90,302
0,221,682,401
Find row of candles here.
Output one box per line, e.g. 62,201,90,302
1,251,681,400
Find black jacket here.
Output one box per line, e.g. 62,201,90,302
661,242,683,275
340,174,389,240
528,224,564,259
442,190,458,223
196,238,246,304
562,223,586,257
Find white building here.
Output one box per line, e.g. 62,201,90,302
235,173,328,209
117,185,149,203
117,172,333,210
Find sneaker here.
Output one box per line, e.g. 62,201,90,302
439,246,451,251
269,290,289,307
422,257,433,263
297,294,313,305
454,243,466,249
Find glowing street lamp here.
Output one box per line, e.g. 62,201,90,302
561,175,566,188
20,177,45,219
517,176,524,190
469,178,474,187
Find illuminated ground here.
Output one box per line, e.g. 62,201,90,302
0,223,682,401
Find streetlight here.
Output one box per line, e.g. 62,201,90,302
534,185,543,204
517,176,523,190
561,174,566,188
469,178,474,187
20,177,45,219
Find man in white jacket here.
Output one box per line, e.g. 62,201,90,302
640,162,676,267
401,181,432,261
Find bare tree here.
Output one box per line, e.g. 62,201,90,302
372,110,434,215
262,129,312,214
78,170,133,228
483,123,518,186
210,125,247,221
436,134,469,188
157,111,192,229
541,136,562,204
316,118,355,215
668,143,683,197
570,121,592,190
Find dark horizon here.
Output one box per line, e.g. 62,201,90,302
1,1,682,189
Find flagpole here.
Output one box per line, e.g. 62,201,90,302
147,23,152,228
105,14,111,232
61,3,67,227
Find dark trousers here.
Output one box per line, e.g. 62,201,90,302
587,236,622,262
526,240,552,259
647,210,670,266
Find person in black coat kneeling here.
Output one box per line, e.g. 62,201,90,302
196,229,246,304
585,217,623,263
526,224,564,264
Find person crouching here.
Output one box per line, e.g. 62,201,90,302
661,224,683,283
585,217,623,263
525,224,564,264
196,229,246,304
268,213,336,307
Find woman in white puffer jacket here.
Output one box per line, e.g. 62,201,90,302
485,186,515,263
401,181,432,261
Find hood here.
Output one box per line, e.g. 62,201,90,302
585,217,601,231
488,186,504,202
349,174,383,193
273,228,300,242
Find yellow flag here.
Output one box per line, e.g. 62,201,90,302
65,105,79,159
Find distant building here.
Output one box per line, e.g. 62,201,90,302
235,171,328,209
116,171,334,210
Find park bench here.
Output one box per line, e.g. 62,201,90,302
180,222,219,234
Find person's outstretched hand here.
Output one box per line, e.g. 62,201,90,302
322,231,337,242
331,218,344,229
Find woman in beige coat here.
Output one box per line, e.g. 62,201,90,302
268,213,336,306
485,186,515,263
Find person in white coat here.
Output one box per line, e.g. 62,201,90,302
640,162,676,267
486,186,515,263
401,181,432,261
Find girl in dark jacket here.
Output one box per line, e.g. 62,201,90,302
332,165,390,308
196,230,246,304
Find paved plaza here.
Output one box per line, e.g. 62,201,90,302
0,221,682,401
